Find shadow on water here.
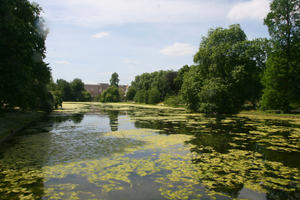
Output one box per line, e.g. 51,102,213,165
0,113,146,199
0,104,299,200
128,108,300,200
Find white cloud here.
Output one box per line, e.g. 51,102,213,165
160,43,197,56
228,0,270,21
55,60,71,65
37,0,230,27
92,32,110,39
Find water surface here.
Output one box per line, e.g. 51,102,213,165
0,103,299,200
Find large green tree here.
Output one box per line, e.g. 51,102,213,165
260,0,300,112
70,78,85,101
182,24,267,114
100,86,120,102
0,0,52,111
101,73,121,102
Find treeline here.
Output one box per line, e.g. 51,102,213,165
127,0,300,114
49,79,92,108
126,68,187,104
0,0,53,112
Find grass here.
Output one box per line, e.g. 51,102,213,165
239,110,300,119
59,102,300,119
0,111,45,142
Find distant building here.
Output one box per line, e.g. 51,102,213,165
84,83,128,97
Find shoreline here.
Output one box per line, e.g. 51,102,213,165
0,111,47,144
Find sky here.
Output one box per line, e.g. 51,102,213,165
32,0,271,85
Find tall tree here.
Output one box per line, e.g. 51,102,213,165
0,0,52,111
182,24,266,114
56,79,73,101
110,72,119,87
260,0,300,112
70,78,85,101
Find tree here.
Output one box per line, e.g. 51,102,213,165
100,86,120,102
129,70,179,104
56,79,73,101
173,65,190,94
82,91,92,102
70,78,85,101
110,72,119,87
134,90,148,103
52,78,91,102
260,0,300,112
182,24,266,114
0,0,52,111
148,87,161,104
126,87,136,101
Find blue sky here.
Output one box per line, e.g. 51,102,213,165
33,0,271,85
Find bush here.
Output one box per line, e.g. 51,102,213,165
164,95,184,107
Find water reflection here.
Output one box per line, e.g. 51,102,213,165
51,113,84,124
128,108,300,199
108,110,119,131
0,104,299,200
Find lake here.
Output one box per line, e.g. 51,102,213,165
0,103,299,200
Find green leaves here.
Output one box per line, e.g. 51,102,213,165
261,0,300,112
182,25,266,114
0,0,52,111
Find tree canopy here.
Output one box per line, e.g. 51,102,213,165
181,24,267,114
260,0,300,112
0,0,52,111
128,70,182,104
100,73,122,102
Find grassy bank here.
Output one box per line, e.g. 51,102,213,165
0,111,46,143
60,102,300,120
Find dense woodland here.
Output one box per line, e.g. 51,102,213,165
0,0,299,114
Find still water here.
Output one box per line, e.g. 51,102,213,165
0,104,299,200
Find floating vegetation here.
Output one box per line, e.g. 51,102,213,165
0,102,299,199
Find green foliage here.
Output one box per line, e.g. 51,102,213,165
173,65,190,94
70,78,85,101
110,72,119,87
0,0,52,111
148,87,161,104
82,91,92,102
56,79,73,101
182,25,267,114
50,78,91,103
261,0,300,112
164,95,184,107
130,70,179,104
181,66,202,111
134,90,148,103
51,90,63,109
100,86,121,102
126,87,136,101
